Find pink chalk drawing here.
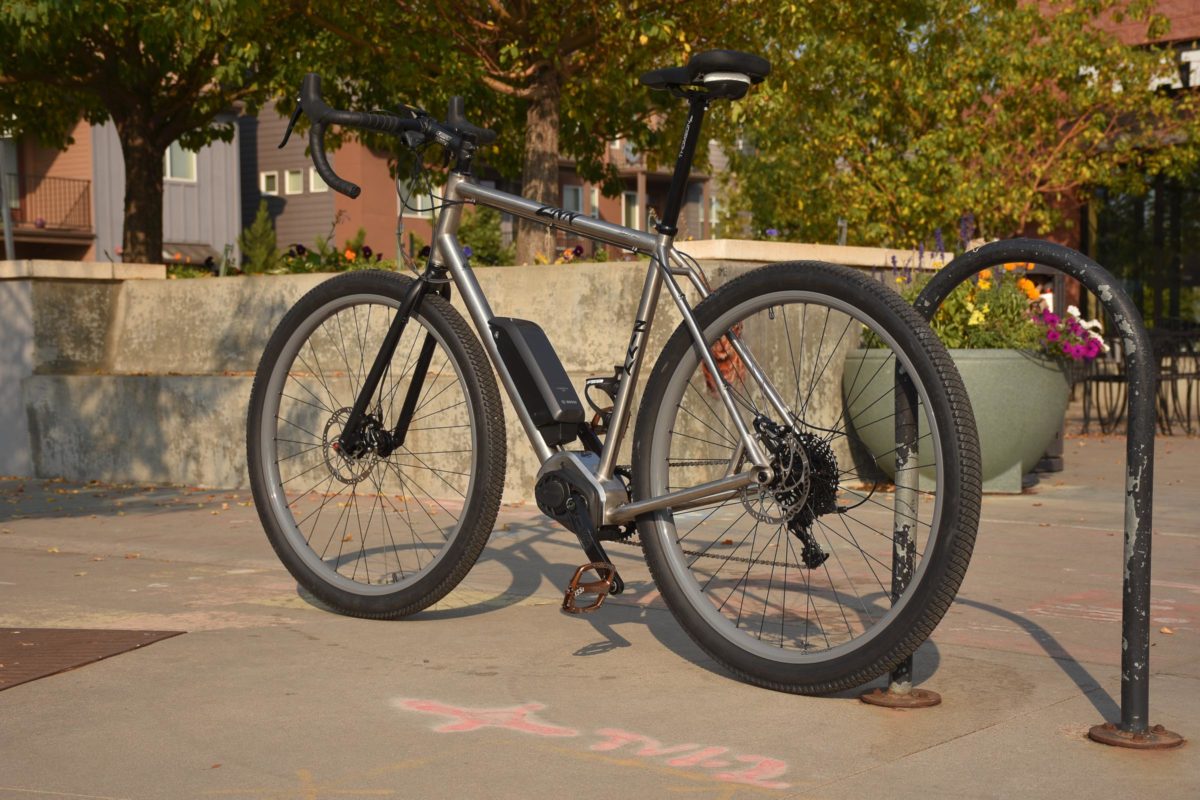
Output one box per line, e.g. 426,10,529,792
393,701,791,790
393,699,579,737
591,729,790,789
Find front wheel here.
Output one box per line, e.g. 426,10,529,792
247,270,506,618
633,262,981,693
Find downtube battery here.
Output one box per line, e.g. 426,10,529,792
489,317,585,446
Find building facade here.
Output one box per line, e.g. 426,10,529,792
2,118,242,265
1082,5,1200,325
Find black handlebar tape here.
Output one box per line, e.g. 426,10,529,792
308,124,361,198
300,73,334,125
446,96,497,145
300,72,423,198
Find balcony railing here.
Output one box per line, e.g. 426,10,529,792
4,173,92,231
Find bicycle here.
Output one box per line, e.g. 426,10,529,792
246,49,982,694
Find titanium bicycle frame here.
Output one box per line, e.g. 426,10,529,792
425,171,801,526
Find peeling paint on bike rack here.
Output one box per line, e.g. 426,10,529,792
861,238,1182,749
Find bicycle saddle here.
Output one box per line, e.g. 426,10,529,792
640,50,771,99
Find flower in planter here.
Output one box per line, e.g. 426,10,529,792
870,266,1105,362
1036,305,1107,361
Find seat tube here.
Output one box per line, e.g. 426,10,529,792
656,94,708,237
597,257,664,480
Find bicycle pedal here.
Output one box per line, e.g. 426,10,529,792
562,562,617,614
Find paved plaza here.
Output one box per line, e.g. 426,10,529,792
0,433,1197,798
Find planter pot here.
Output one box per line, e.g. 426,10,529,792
842,349,1070,493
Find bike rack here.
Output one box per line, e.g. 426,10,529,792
858,238,1183,749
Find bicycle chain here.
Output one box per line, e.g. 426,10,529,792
610,533,809,570
607,464,817,569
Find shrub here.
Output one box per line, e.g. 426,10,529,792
239,200,279,274
458,206,515,265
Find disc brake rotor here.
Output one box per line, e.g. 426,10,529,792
322,407,379,484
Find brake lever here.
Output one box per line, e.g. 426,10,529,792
278,99,303,149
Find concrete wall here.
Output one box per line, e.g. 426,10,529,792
19,262,719,499
0,277,33,476
11,245,918,500
1,260,164,478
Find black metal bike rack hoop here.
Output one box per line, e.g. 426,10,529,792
859,238,1183,749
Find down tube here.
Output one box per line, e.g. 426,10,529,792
435,176,555,465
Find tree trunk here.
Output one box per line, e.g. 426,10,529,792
516,70,561,265
116,120,166,264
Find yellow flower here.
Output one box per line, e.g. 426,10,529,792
344,249,356,261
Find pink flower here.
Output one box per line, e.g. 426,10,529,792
1046,328,1061,342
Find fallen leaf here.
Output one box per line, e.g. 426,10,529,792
90,556,104,562
342,533,354,542
124,552,141,559
221,503,229,510
74,571,87,577
722,538,734,545
47,546,59,553
1160,627,1175,635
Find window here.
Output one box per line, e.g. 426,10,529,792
309,167,328,193
562,185,583,214
623,192,639,230
164,141,196,181
285,169,304,195
260,171,279,195
589,186,600,219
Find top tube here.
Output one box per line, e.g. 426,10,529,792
454,181,659,254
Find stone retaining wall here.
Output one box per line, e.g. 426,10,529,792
6,245,918,501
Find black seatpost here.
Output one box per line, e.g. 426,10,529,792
655,93,709,237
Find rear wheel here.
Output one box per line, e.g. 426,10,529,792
633,262,980,693
247,270,505,618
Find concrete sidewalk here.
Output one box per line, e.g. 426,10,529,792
0,433,1197,798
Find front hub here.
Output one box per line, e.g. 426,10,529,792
323,408,390,484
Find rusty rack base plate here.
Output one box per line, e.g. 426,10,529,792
0,628,184,691
860,687,942,709
1088,722,1185,750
